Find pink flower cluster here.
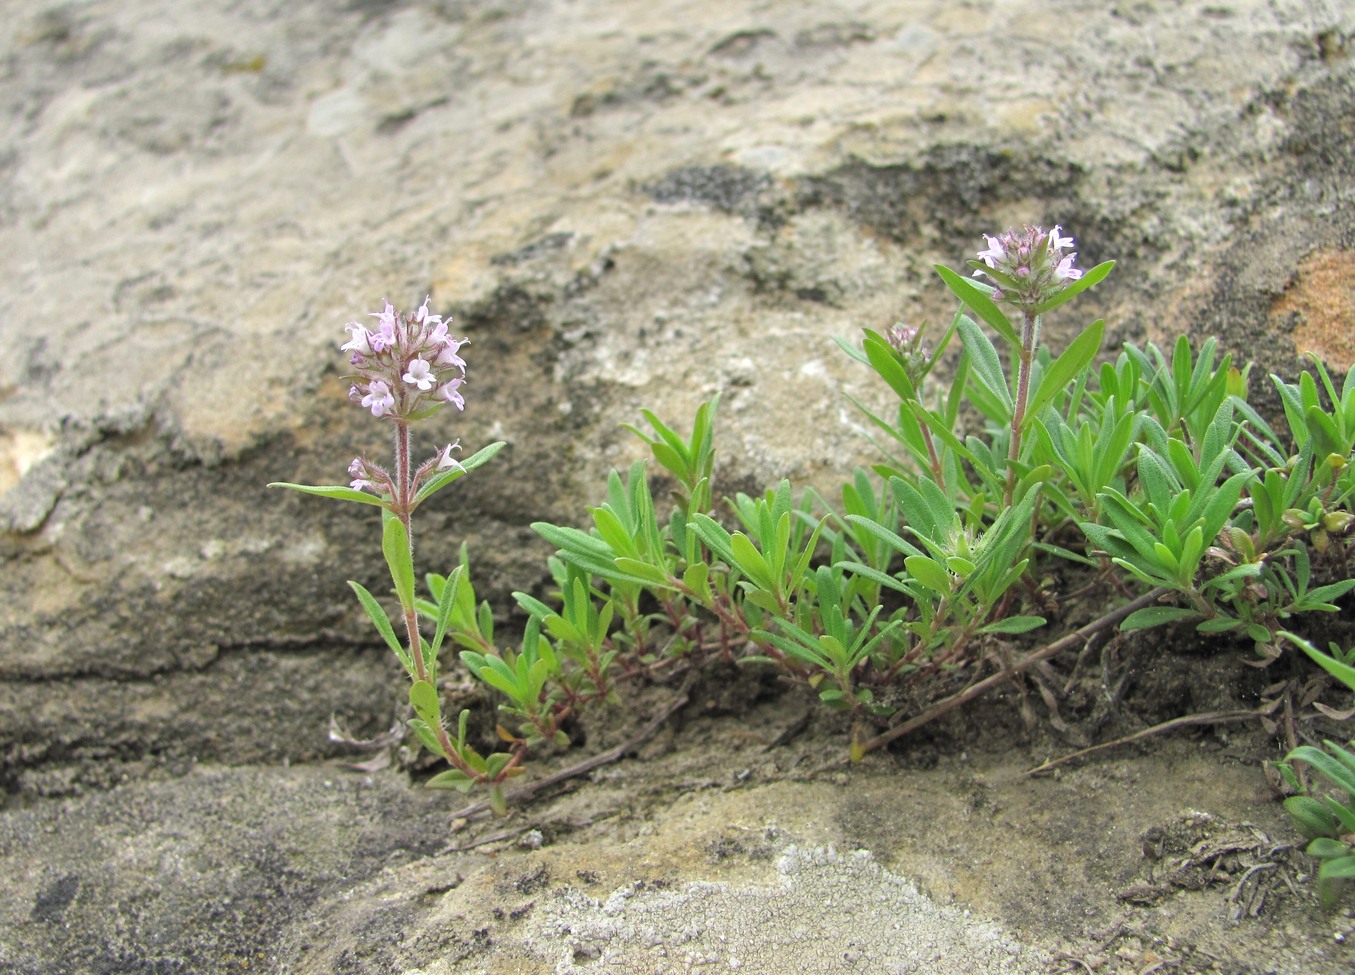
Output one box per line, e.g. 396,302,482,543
973,225,1083,308
343,297,468,419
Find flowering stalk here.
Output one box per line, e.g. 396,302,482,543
971,226,1085,507
342,297,470,680
885,323,945,487
270,296,510,809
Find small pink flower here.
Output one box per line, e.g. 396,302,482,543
436,339,467,373
1053,253,1083,283
348,457,377,492
439,378,465,411
361,380,395,417
436,440,465,471
415,295,442,327
1048,225,1074,252
342,298,471,421
976,235,1006,268
340,322,372,354
403,358,435,390
370,301,397,331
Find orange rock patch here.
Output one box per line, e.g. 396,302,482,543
1271,248,1355,369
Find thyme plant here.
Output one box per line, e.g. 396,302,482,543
269,298,512,813
274,229,1355,903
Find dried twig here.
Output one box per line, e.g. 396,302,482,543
1027,708,1261,775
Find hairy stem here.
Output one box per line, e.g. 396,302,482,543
1005,310,1040,507
393,421,427,684
921,423,946,490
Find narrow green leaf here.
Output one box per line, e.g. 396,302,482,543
1305,579,1355,607
1285,795,1339,840
1024,320,1104,426
683,561,713,605
1318,855,1355,879
425,768,476,793
862,332,919,402
834,560,914,595
1120,606,1200,631
591,506,638,559
427,565,463,664
1307,837,1354,859
611,557,676,588
409,680,441,727
382,517,417,611
531,522,614,558
1281,631,1355,693
978,615,1047,635
958,316,1013,418
904,555,952,596
348,581,412,675
413,441,507,504
690,514,737,566
934,265,1020,348
408,718,448,759
268,482,389,507
1287,744,1355,797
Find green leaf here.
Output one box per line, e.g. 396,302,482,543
683,561,714,605
1319,855,1355,879
425,768,476,793
1120,606,1200,631
730,532,775,591
613,557,677,588
1287,744,1355,797
409,679,441,728
904,555,952,596
862,331,919,402
382,517,417,611
934,265,1020,348
958,316,1013,419
1196,616,1242,634
1300,578,1355,611
408,717,448,759
1029,261,1115,315
1281,631,1355,693
592,506,639,559
1285,795,1339,840
268,482,390,507
412,441,507,505
689,514,738,566
1024,320,1104,426
427,565,463,666
835,560,914,596
978,615,1047,635
348,581,413,675
1307,837,1353,860
462,651,524,700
